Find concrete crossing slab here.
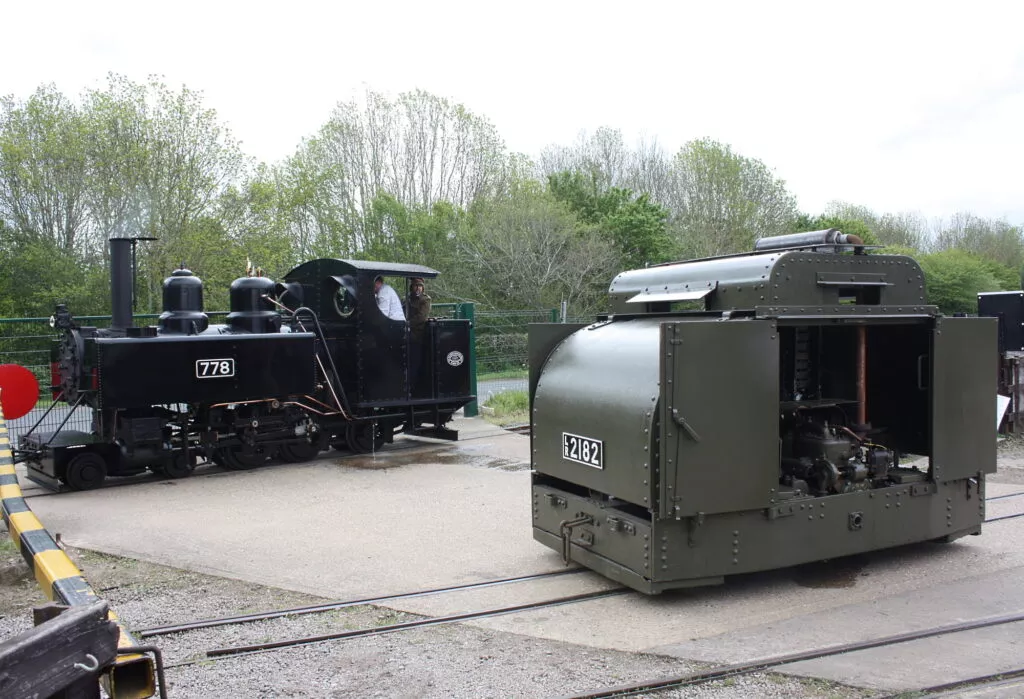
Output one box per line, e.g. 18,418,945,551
16,416,1024,694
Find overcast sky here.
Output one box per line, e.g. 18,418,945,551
4,0,1023,224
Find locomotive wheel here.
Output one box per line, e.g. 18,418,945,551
64,452,107,491
218,445,269,470
160,452,194,479
279,440,320,463
346,424,386,454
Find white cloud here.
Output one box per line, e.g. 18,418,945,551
4,0,1023,222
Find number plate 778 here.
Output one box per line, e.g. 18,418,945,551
196,358,235,378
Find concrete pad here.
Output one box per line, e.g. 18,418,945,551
17,418,1024,694
28,429,544,597
651,566,1024,691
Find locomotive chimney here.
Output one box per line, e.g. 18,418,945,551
109,237,134,330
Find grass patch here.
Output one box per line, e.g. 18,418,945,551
482,390,529,426
477,369,528,381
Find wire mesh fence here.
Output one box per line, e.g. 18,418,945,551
0,313,228,446
0,305,590,446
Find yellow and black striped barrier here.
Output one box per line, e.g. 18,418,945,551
0,398,158,698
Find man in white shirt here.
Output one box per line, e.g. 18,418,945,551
374,275,406,321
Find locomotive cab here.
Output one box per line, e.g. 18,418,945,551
280,259,474,442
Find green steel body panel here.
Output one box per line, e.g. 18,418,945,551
931,316,998,481
530,248,999,594
528,323,587,407
533,477,984,594
661,319,779,518
532,318,663,508
610,251,928,314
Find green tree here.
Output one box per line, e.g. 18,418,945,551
0,84,90,251
918,249,1006,314
793,214,880,245
547,170,674,269
667,138,798,258
458,182,618,312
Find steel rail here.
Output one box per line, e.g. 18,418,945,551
986,490,1024,501
878,667,1024,698
201,588,628,660
556,610,1024,699
985,511,1024,523
137,568,585,637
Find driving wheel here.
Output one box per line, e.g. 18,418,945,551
217,445,269,470
279,439,321,463
159,451,194,479
346,423,386,454
64,452,107,491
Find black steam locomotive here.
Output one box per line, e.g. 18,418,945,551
20,238,474,490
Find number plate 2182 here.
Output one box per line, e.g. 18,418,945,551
562,432,603,469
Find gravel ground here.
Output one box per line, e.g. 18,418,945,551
0,537,874,699
6,439,1022,698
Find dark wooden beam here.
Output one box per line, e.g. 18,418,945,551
0,601,118,699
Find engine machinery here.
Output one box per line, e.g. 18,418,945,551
529,230,997,594
16,238,473,490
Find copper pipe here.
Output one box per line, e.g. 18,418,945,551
856,325,867,426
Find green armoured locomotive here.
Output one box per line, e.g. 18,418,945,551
529,230,997,594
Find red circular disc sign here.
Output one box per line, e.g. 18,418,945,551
0,364,40,420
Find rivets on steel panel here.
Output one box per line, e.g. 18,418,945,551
808,515,813,520
732,548,739,554
732,558,738,565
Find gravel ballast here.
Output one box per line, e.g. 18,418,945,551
0,539,874,698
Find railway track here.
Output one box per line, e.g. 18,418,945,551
885,668,1024,698
556,610,1024,699
149,582,628,670
136,568,587,637
137,502,1024,682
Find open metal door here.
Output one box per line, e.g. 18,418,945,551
659,319,779,519
931,316,998,480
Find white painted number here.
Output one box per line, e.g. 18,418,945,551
196,358,235,378
562,432,603,469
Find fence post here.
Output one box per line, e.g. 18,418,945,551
550,308,558,322
456,303,478,417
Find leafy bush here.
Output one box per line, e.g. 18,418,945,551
917,249,1007,314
